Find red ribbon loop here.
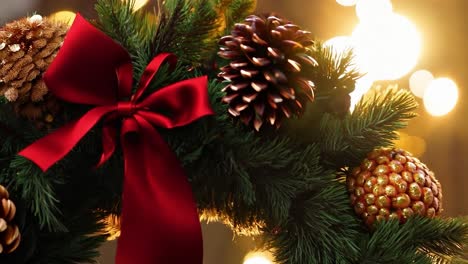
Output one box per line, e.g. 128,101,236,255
19,14,213,264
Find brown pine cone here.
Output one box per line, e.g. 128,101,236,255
218,14,317,131
0,185,20,254
0,14,68,128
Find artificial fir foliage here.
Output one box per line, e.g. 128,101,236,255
306,42,361,117
0,0,466,263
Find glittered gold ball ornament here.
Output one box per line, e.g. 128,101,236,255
218,14,317,131
347,148,443,227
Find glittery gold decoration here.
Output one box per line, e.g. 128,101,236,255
0,14,68,128
0,184,21,254
218,14,317,131
347,148,443,227
100,214,121,241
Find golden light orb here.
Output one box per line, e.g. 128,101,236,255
423,78,458,116
393,132,427,157
49,11,76,25
325,36,359,79
409,70,434,98
324,36,354,54
336,0,358,7
243,251,274,264
350,76,375,112
355,0,393,21
352,13,421,81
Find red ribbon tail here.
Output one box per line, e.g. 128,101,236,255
19,106,116,171
116,116,203,264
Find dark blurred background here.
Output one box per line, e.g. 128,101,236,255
1,0,467,263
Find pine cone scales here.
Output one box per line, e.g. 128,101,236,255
218,14,317,131
0,185,20,254
0,15,67,128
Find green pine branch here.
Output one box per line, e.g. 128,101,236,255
265,176,360,264
95,0,157,78
358,216,468,264
153,0,219,64
6,156,66,232
320,86,418,168
282,42,362,139
214,0,256,34
174,81,333,235
32,211,107,264
179,81,361,261
308,42,362,100
416,217,468,263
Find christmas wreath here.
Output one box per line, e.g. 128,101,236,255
0,1,466,263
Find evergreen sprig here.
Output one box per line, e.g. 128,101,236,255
266,177,360,264
95,0,157,78
309,42,362,100
320,87,418,168
153,0,219,64
358,217,468,264
31,210,107,264
6,156,66,232
213,0,257,34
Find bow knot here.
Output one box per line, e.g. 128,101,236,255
117,101,137,117
19,14,213,264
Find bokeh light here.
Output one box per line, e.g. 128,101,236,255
423,78,458,116
393,132,426,157
324,36,354,54
49,10,76,25
122,0,149,11
352,13,421,81
409,70,434,98
336,0,358,7
350,76,375,112
243,251,274,264
355,0,393,21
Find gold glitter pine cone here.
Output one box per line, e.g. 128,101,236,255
0,185,21,254
347,148,443,227
218,14,317,131
0,14,68,127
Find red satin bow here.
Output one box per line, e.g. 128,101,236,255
19,14,213,264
